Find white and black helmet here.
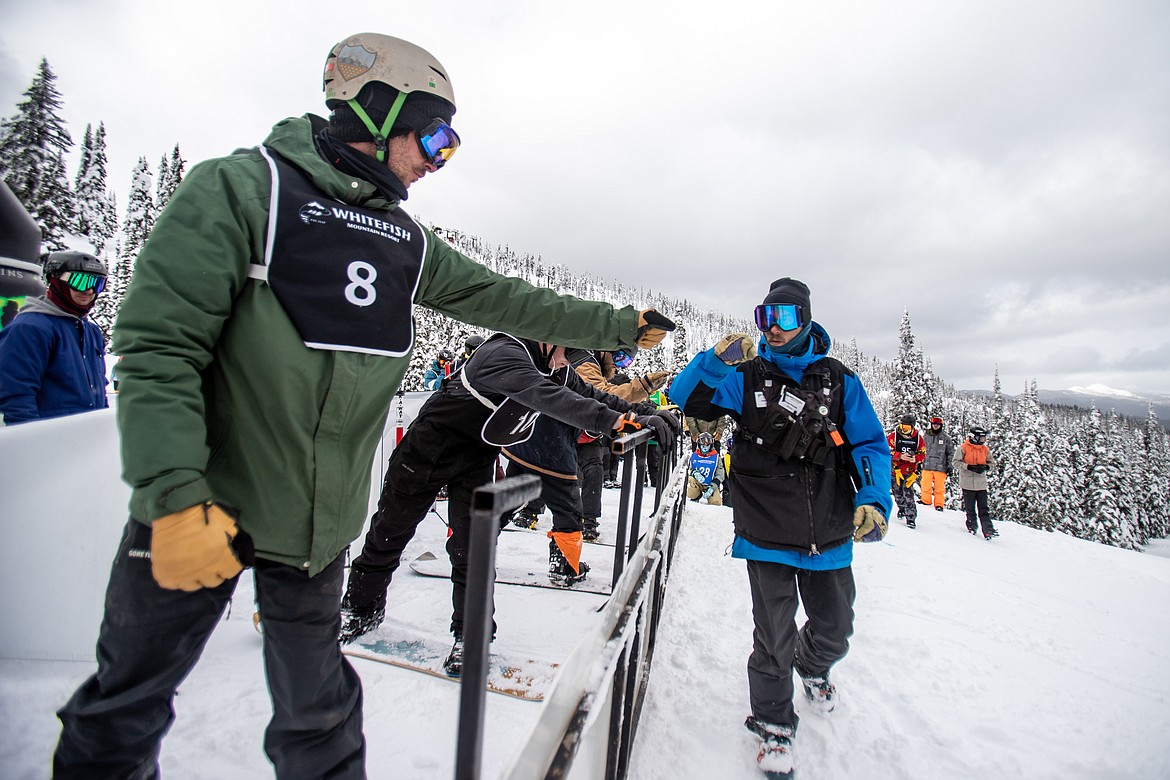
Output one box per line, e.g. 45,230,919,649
43,250,108,280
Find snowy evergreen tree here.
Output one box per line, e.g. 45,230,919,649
72,122,117,255
670,317,689,372
1141,407,1170,539
1002,382,1050,530
155,144,185,211
121,157,155,259
889,308,928,426
36,150,74,250
0,59,74,251
1084,408,1136,548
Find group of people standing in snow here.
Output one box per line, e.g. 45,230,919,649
887,412,999,539
34,29,925,780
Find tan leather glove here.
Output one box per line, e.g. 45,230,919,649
151,502,253,591
714,333,757,365
853,505,888,543
635,309,676,349
637,371,670,394
904,472,918,488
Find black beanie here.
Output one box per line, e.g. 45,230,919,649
328,82,455,142
762,277,812,323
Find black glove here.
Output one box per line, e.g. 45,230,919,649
946,468,954,476
632,401,658,416
635,414,674,450
654,408,683,437
968,464,988,474
635,309,677,349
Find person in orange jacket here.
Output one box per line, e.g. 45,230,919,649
888,413,926,527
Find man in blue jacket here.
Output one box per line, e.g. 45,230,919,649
0,251,109,424
668,278,891,780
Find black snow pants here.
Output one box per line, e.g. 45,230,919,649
745,559,856,731
577,438,605,519
54,519,364,780
505,458,583,534
962,488,994,535
346,409,498,638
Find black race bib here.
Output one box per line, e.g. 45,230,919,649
254,147,426,356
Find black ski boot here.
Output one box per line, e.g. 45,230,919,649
799,673,837,714
548,540,589,587
338,596,386,645
581,516,601,543
443,635,464,677
511,507,539,529
744,716,795,779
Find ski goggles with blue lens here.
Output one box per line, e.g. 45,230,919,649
754,303,803,332
612,348,636,369
60,270,107,294
417,118,460,169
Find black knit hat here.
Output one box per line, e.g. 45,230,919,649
328,82,455,142
762,277,812,323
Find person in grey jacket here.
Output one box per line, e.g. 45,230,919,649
919,416,954,512
953,425,998,539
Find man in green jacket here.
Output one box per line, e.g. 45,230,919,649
54,32,674,779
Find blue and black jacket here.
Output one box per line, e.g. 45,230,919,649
0,297,108,424
669,323,891,569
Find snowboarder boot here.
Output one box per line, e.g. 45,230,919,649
436,484,449,501
443,635,464,678
935,505,944,512
548,540,589,587
603,479,621,490
906,518,916,529
984,528,999,540
511,507,539,530
338,597,386,645
581,516,601,543
799,673,837,714
744,716,795,779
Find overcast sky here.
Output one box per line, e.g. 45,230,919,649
2,0,1167,395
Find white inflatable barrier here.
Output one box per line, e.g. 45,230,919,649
0,391,432,661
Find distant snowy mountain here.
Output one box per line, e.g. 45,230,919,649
1068,384,1141,399
1037,387,1168,425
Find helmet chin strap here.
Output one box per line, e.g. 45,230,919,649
348,91,408,163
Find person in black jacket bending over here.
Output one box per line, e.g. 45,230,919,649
339,334,675,674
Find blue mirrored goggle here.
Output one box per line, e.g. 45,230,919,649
417,119,460,169
612,349,636,369
61,270,106,294
754,303,803,332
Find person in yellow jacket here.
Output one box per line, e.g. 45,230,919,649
887,413,926,528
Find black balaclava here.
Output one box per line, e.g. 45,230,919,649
46,276,98,317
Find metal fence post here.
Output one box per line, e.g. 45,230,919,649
454,475,542,780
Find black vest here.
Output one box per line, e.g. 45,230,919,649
731,356,858,554
250,147,426,356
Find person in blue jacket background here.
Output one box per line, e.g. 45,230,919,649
0,251,109,424
668,277,891,780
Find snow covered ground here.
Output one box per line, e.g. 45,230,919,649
2,436,1169,778
631,504,1170,780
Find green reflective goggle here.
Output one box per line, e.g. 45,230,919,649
61,270,106,294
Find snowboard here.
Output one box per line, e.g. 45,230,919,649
407,551,611,596
342,618,559,702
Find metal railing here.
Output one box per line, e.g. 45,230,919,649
456,474,543,780
501,425,689,780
